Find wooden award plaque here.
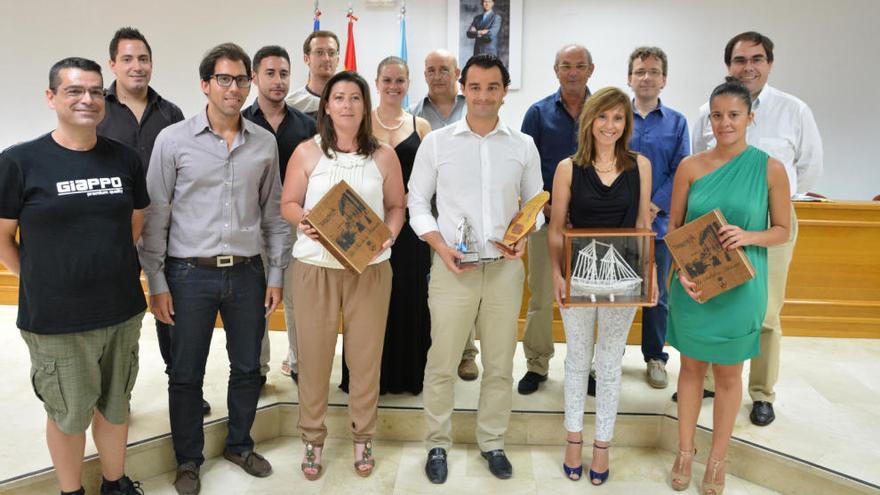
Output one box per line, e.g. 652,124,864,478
498,191,551,247
304,180,391,274
664,209,755,303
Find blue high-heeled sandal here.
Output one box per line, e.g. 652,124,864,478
562,439,583,481
589,442,610,485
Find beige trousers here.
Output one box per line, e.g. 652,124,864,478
705,205,798,403
423,254,525,452
258,257,298,375
292,260,392,444
522,224,555,375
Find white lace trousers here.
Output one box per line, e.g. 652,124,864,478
562,300,637,441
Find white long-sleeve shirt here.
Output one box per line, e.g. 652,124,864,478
408,118,545,259
692,84,823,195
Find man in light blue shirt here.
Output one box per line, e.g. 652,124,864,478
626,46,690,389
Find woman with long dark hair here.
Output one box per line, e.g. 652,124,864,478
281,71,405,480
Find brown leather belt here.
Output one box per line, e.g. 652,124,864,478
167,255,259,268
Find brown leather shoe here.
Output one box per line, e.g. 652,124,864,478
458,358,479,381
174,462,200,495
223,449,273,477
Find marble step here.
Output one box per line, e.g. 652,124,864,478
2,403,873,495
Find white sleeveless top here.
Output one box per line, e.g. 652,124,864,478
293,136,390,268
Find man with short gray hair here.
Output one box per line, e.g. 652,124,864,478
517,44,594,395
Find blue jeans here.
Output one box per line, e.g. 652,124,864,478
641,240,670,363
165,257,266,465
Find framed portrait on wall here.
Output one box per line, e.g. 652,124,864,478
447,0,523,89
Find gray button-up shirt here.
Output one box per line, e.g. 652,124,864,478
140,109,292,295
410,94,467,130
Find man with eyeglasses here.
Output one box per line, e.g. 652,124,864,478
95,26,202,413
140,43,291,494
691,31,822,427
0,57,148,495
517,44,594,396
285,30,340,118
242,45,316,386
625,46,690,390
411,49,467,131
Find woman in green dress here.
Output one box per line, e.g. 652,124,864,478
666,78,791,495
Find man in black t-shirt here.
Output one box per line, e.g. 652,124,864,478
0,58,148,495
94,27,213,416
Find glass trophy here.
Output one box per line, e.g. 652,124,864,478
455,217,480,267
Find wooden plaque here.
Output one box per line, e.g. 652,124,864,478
664,209,755,303
304,180,391,274
500,191,551,246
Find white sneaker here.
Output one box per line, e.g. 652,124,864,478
646,359,668,389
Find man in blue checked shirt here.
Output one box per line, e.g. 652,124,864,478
626,46,690,389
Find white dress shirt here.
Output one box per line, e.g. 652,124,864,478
408,118,545,259
692,84,823,195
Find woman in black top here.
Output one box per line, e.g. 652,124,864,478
339,57,433,395
548,87,655,485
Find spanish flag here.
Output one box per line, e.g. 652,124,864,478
344,10,358,71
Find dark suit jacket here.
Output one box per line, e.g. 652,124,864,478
466,10,502,56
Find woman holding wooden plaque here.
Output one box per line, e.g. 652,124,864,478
666,78,790,494
548,87,653,485
281,71,405,479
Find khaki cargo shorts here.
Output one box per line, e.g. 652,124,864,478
20,311,144,434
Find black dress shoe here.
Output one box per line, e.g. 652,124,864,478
517,371,547,395
671,389,715,402
424,448,448,484
481,449,512,479
201,399,211,416
750,401,775,426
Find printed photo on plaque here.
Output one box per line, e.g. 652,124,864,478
304,180,391,274
664,208,755,303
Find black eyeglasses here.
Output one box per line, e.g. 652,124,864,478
210,73,252,88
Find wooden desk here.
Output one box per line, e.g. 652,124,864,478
1,201,878,340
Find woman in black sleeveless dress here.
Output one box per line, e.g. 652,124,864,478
340,56,433,394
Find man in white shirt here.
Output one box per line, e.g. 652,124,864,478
284,30,339,118
692,31,823,427
410,48,477,382
409,54,544,483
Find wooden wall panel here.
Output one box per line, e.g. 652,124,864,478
1,201,878,340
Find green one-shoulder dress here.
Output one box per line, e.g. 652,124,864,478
667,146,769,364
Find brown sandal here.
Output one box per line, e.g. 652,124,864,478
353,440,375,477
301,443,323,481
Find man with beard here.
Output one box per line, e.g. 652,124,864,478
242,45,316,384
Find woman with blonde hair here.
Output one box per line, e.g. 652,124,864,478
548,87,655,485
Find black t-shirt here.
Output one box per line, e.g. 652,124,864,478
241,100,317,184
0,133,149,334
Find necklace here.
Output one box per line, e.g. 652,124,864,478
593,159,616,173
374,110,406,131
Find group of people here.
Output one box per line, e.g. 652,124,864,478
0,22,822,495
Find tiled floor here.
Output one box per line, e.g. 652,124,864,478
138,437,781,495
1,306,879,491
